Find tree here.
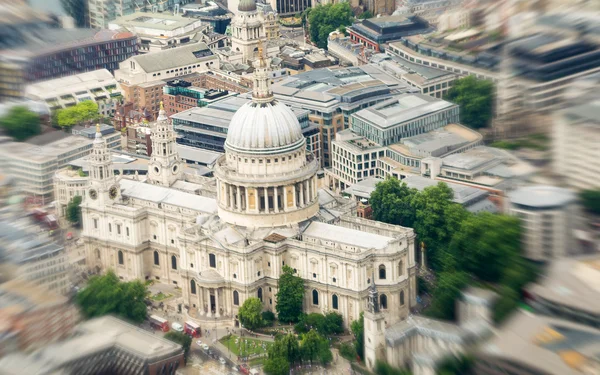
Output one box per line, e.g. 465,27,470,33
269,333,301,365
0,106,41,141
375,360,412,375
369,178,417,227
262,310,276,326
66,195,83,225
301,329,331,363
427,271,469,321
276,265,304,323
264,356,290,375
323,311,344,335
411,183,469,271
350,312,364,360
56,100,99,129
76,270,147,323
444,76,494,129
164,331,192,362
447,213,521,282
580,189,600,215
238,297,264,330
307,2,354,49
339,342,357,361
359,10,373,19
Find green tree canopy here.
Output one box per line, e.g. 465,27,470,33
444,75,494,129
56,100,99,129
307,2,354,49
447,213,521,282
238,297,264,330
164,331,192,362
66,195,83,225
301,329,331,363
276,265,304,323
264,356,290,375
428,271,470,321
374,360,412,375
370,178,417,227
350,312,364,360
269,333,301,365
580,189,600,215
76,270,147,323
0,106,41,141
359,10,373,19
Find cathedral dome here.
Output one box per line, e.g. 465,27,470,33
238,0,257,12
225,100,304,154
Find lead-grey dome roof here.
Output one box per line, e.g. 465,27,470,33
225,100,304,154
238,0,257,12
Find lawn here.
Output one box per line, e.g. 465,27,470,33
149,292,171,301
220,335,274,357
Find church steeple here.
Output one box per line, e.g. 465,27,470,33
148,102,183,187
87,124,120,204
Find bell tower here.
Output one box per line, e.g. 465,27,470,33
364,272,386,371
148,102,183,187
87,124,120,205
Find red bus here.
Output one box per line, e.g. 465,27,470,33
184,321,201,337
149,315,169,332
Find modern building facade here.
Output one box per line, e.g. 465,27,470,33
88,0,195,28
347,15,431,52
24,69,123,117
508,185,579,262
182,1,233,34
71,53,418,331
162,79,236,117
108,11,210,54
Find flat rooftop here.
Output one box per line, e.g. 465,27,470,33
389,123,481,158
25,69,117,100
110,12,201,31
480,310,600,375
302,221,395,250
128,43,215,73
353,93,455,128
0,135,93,163
509,185,576,209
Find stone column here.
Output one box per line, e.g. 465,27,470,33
305,180,310,203
206,288,212,317
299,183,304,207
236,186,241,212
215,288,221,318
283,186,288,212
199,287,205,316
264,187,269,212
273,186,279,213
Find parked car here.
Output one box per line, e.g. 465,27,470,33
201,344,209,351
196,340,203,346
171,322,183,332
219,357,227,365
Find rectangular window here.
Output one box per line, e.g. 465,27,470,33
109,223,112,232
93,219,98,229
117,225,121,235
126,227,129,236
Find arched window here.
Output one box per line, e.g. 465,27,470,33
233,290,239,306
332,294,338,310
379,264,386,280
398,260,403,277
171,255,177,270
118,250,124,265
257,287,263,302
400,290,405,306
380,294,388,310
95,248,101,260
153,251,159,266
190,280,196,295
312,289,319,305
209,253,216,268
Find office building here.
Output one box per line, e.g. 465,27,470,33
328,31,375,67
71,55,418,332
0,280,78,356
0,128,120,203
24,69,123,117
271,65,412,166
162,79,236,117
347,15,431,52
172,96,322,166
553,90,600,191
182,1,233,34
0,29,137,100
88,0,195,28
108,11,211,54
371,53,457,98
476,311,600,375
508,185,579,262
115,43,219,117
0,316,184,374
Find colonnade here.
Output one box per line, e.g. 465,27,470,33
219,176,317,213
192,285,227,318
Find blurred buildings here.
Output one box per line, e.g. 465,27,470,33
348,14,432,52
0,315,184,374
0,280,78,357
88,0,195,28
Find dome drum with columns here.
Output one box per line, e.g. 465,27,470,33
214,47,319,227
